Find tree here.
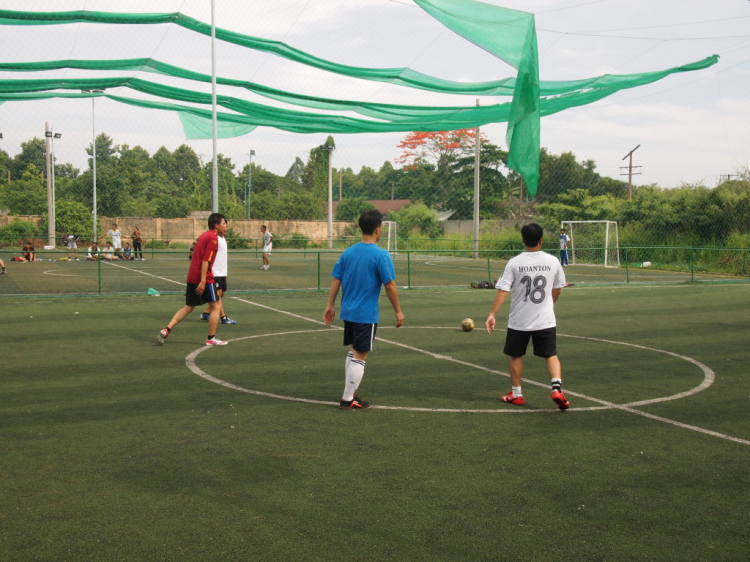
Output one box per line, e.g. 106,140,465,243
43,199,93,240
335,197,376,221
396,130,483,170
1,164,46,215
389,202,443,239
285,157,305,185
11,137,47,181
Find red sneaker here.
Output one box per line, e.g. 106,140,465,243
501,392,524,405
551,390,570,410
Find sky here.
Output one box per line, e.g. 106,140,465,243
0,0,748,190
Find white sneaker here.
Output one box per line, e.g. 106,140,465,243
157,329,169,345
205,338,228,346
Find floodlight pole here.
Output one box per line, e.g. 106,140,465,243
622,144,640,200
473,99,481,259
210,0,219,213
247,150,255,219
321,145,334,249
45,124,54,246
83,89,104,243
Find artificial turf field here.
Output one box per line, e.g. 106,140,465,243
2,283,750,561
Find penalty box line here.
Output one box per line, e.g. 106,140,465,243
230,296,750,447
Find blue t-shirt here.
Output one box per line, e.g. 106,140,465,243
332,242,396,324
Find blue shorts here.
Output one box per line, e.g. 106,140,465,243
343,321,377,353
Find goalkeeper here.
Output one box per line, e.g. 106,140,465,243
485,223,570,410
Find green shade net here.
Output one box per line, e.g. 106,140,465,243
415,0,540,193
0,5,719,195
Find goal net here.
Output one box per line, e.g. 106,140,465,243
561,220,619,267
381,221,398,253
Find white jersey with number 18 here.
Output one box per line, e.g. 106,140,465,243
495,251,566,331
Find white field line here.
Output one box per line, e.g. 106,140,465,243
206,297,749,446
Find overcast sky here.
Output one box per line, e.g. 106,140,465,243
0,0,748,189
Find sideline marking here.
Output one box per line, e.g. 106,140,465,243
190,297,748,446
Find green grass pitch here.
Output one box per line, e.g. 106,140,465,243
1,283,749,561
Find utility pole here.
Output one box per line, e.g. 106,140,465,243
620,144,642,200
473,99,481,258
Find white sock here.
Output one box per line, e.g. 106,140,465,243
512,385,523,397
345,351,353,377
342,358,365,402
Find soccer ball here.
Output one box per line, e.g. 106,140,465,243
461,318,474,332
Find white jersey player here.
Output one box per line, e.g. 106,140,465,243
485,223,570,410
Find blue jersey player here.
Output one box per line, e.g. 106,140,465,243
323,210,404,409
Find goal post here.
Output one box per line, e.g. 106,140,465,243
381,221,397,253
560,220,620,267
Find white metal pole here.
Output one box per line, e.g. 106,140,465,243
604,221,610,267
45,122,54,247
210,0,219,213
247,150,254,219
327,149,333,249
92,97,97,243
51,135,56,237
473,99,480,258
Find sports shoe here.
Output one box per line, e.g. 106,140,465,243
157,329,169,345
220,316,237,324
340,396,370,409
205,338,228,346
551,390,570,410
200,312,210,321
501,391,524,405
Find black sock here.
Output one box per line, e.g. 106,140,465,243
551,379,562,392
165,327,171,334
207,335,215,340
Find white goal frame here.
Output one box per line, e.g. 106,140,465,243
382,221,398,253
561,220,620,268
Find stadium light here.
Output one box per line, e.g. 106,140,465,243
247,150,255,219
82,89,104,242
45,124,62,247
321,144,334,249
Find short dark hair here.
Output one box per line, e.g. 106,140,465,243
261,225,267,230
521,223,544,247
359,209,383,235
208,213,226,230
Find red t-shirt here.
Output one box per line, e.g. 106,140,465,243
186,230,219,284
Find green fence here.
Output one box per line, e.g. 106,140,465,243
1,245,749,298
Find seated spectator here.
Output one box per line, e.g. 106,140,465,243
121,242,134,261
21,242,36,262
87,244,100,260
102,241,119,261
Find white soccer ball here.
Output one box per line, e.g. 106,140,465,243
461,318,474,332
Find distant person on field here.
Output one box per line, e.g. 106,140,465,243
486,223,570,410
189,239,197,260
323,209,404,409
107,223,122,258
121,243,134,261
559,228,570,266
21,242,36,262
1,258,6,274
87,243,100,261
157,213,229,347
65,234,80,261
102,241,118,261
132,226,144,260
260,225,273,270
201,230,236,325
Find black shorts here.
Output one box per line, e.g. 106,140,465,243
214,277,228,293
185,282,219,307
503,327,557,358
343,321,377,353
